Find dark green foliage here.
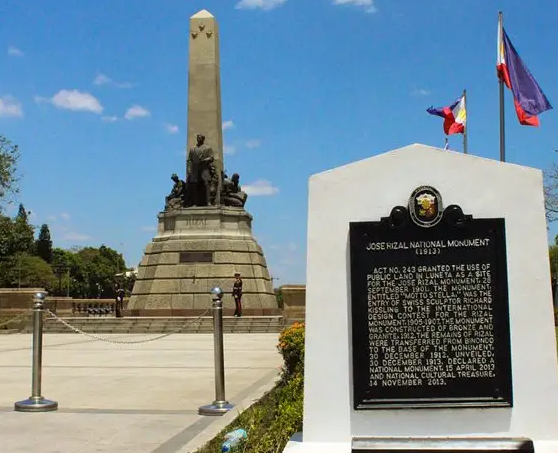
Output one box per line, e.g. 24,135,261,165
49,245,127,298
549,234,558,278
0,214,13,257
0,135,19,210
195,324,305,453
0,253,55,288
16,203,27,222
0,204,35,258
36,224,53,263
275,288,283,309
0,206,36,286
13,204,34,254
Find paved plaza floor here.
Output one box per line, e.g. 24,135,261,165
0,333,282,453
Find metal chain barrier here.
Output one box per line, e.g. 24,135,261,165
14,288,231,414
0,310,32,329
45,308,212,344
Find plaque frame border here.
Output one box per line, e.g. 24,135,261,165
179,251,214,263
349,204,513,410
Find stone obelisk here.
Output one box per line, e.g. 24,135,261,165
188,10,223,203
128,10,277,315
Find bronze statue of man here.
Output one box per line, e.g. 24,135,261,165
165,173,187,211
186,134,215,206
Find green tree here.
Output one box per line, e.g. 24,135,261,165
51,247,84,297
0,254,55,289
0,214,14,257
0,135,19,211
0,206,35,259
13,203,34,254
16,203,27,222
36,224,53,263
550,234,558,278
50,245,127,298
275,287,284,309
78,245,125,298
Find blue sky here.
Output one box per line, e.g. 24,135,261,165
1,0,557,285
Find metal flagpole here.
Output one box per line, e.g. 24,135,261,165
463,89,468,154
498,11,506,162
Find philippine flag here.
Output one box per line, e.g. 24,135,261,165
426,95,466,135
497,17,552,126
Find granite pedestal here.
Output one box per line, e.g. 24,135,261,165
129,206,277,314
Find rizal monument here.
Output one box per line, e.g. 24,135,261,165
128,10,277,315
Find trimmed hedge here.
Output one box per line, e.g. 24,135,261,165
195,323,305,453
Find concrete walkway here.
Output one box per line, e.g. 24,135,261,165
0,333,282,453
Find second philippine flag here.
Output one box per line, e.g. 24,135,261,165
426,95,466,135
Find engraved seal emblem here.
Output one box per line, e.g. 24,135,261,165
409,186,443,228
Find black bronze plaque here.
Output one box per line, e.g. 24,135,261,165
350,196,513,410
179,252,213,263
164,217,176,231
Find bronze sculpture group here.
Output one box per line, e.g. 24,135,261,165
164,133,248,211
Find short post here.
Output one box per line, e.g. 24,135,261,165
198,286,234,416
14,292,58,412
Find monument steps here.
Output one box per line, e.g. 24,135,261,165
34,316,286,334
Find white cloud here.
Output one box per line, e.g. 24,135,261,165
243,180,279,196
140,225,157,232
411,88,430,97
222,120,234,130
0,95,23,118
101,116,118,123
60,212,71,220
245,139,261,149
125,105,150,120
165,123,179,134
93,73,133,89
333,0,376,13
62,232,91,241
286,242,297,252
235,0,288,10
49,89,103,113
8,46,24,57
224,145,236,155
93,73,111,85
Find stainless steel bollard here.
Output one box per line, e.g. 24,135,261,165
14,292,58,412
198,286,234,416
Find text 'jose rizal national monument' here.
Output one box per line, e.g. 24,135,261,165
128,10,277,314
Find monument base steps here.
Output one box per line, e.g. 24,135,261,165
130,207,277,311
34,316,286,334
